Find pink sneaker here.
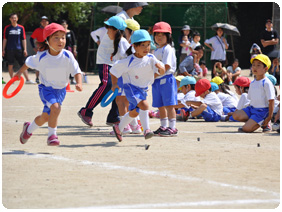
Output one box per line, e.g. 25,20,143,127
144,129,154,140
113,124,122,142
130,124,142,134
47,135,60,146
123,124,132,134
148,110,155,118
20,122,32,144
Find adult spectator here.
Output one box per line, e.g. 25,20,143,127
179,45,204,78
30,15,49,84
2,13,35,84
90,18,108,46
260,19,279,56
204,27,229,79
116,2,148,20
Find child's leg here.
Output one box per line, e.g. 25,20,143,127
118,112,136,132
191,104,207,117
27,112,49,134
138,100,150,131
166,105,177,130
116,96,129,116
48,103,61,136
232,110,249,122
242,119,260,133
158,106,168,128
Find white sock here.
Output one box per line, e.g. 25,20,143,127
139,110,150,131
129,117,138,127
48,127,57,137
160,117,168,128
169,118,176,130
119,112,134,132
27,120,39,134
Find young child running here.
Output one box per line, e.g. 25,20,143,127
233,54,275,133
152,22,178,137
186,79,223,122
110,29,165,142
16,23,82,146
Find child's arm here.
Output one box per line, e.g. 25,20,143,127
110,73,120,92
262,99,275,127
185,100,202,107
154,63,165,78
74,73,83,92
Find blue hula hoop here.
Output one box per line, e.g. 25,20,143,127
100,88,118,107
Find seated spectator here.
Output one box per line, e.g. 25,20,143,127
199,60,208,77
226,58,241,85
268,58,280,85
213,61,227,81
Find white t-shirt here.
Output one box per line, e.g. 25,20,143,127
90,27,107,43
204,36,229,60
183,90,201,102
237,93,250,110
25,49,81,89
96,34,114,65
227,66,241,74
116,10,132,20
153,44,177,79
201,92,223,116
112,37,130,62
110,54,164,88
248,77,275,108
186,41,201,56
216,92,238,108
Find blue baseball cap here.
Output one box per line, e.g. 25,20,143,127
265,73,277,86
131,29,151,44
210,82,219,92
104,16,127,31
179,76,196,88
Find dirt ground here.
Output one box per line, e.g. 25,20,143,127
1,70,280,209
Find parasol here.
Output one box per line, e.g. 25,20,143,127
211,23,240,36
101,5,123,14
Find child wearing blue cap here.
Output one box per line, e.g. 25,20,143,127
110,29,165,141
78,16,128,127
175,76,200,121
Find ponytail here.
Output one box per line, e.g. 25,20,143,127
126,41,143,56
112,29,124,58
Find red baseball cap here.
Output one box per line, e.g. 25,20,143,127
43,23,66,40
233,77,251,87
153,22,172,34
195,79,211,97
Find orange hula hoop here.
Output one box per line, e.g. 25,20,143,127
3,76,24,99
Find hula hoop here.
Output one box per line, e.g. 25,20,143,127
100,88,118,107
3,76,24,99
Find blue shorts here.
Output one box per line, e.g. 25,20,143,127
201,106,221,122
39,84,66,115
124,83,147,111
152,74,177,107
242,106,269,125
223,107,236,115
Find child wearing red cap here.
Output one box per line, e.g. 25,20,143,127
152,22,178,136
15,23,83,146
232,54,275,132
186,79,223,122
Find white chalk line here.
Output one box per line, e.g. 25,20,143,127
4,149,279,199
69,198,280,209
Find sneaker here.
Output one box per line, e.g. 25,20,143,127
20,122,32,144
113,124,122,142
47,135,60,146
25,80,36,84
262,121,272,133
123,124,132,134
106,121,120,126
272,123,280,131
180,109,190,122
144,129,154,140
77,111,93,127
130,124,142,134
35,78,40,84
153,126,166,136
159,127,178,137
148,110,155,118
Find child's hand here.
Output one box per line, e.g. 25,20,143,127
111,84,119,92
75,83,83,92
155,63,165,75
13,71,22,80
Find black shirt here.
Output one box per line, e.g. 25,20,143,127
260,29,279,55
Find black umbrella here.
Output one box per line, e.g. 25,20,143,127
101,5,123,14
211,23,240,36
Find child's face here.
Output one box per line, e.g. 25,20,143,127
200,64,206,69
134,41,151,58
154,32,167,47
232,61,239,69
251,60,268,78
48,31,66,53
107,27,117,40
181,85,189,94
182,36,188,41
194,35,200,43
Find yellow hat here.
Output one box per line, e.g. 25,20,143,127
211,76,224,85
125,19,140,31
250,54,271,70
175,75,185,82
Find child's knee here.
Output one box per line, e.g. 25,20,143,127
50,103,61,114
